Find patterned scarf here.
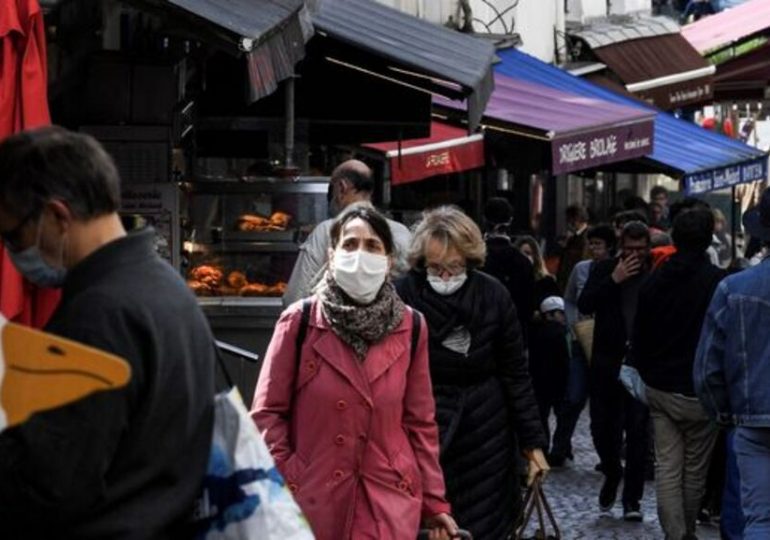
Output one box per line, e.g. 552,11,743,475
318,273,405,359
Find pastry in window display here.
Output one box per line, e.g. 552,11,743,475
235,211,292,232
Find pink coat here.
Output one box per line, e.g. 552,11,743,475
251,299,450,540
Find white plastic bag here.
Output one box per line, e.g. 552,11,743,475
618,364,648,405
193,387,314,540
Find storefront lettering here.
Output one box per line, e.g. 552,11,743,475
558,141,587,165
426,151,450,168
623,137,651,151
713,166,741,190
742,162,767,182
688,178,713,194
668,84,711,105
589,135,618,158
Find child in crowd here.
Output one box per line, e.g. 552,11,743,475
528,296,571,454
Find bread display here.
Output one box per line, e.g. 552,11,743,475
226,271,248,289
188,266,286,297
235,211,292,232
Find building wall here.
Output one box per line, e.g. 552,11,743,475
566,0,651,23
375,0,563,63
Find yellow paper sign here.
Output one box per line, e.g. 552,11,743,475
0,315,131,431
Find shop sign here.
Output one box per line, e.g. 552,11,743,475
684,157,769,194
551,120,654,175
389,136,485,185
637,76,714,111
120,183,180,269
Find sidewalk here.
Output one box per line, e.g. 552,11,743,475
526,410,721,540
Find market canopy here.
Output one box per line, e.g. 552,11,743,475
712,42,770,100
682,0,770,55
123,0,313,101
495,48,768,195
436,74,655,176
569,15,715,109
363,121,484,185
310,0,495,131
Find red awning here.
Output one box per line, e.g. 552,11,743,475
364,122,484,186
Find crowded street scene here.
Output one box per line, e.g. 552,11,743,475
1,0,770,539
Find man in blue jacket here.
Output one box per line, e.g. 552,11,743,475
695,188,770,540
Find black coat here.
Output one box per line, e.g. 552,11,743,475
396,270,546,540
483,236,536,333
528,319,570,403
631,252,726,396
578,257,647,371
0,229,216,539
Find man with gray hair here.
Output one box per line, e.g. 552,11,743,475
283,159,411,305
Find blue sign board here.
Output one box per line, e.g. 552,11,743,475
684,156,769,195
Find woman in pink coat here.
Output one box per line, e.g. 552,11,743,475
252,205,457,540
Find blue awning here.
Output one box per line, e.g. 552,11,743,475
494,48,768,195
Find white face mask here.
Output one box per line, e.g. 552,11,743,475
332,249,389,304
427,272,467,296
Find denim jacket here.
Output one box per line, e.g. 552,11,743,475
694,258,770,426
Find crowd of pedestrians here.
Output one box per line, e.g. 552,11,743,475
1,128,770,540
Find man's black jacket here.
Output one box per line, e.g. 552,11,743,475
577,257,646,371
0,229,216,539
631,251,726,396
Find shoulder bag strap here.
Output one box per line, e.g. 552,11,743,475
410,307,422,364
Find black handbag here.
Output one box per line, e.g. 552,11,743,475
513,477,561,540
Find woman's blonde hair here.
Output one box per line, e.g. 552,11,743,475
514,235,551,280
408,206,486,268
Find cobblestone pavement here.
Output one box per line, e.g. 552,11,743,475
522,409,721,540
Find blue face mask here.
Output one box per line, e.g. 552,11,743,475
8,244,67,288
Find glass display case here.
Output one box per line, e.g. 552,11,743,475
183,176,330,305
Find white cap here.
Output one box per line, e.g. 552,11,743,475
540,296,565,314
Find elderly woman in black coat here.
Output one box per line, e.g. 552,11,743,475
396,206,548,539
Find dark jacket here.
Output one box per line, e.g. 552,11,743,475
396,270,546,540
632,252,726,396
534,275,561,307
483,235,535,333
0,229,216,539
578,257,648,371
557,229,587,290
528,319,570,402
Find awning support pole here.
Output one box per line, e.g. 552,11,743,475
285,77,296,169
732,185,738,263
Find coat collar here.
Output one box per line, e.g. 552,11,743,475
309,299,412,402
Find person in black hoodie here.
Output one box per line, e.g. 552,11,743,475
396,206,548,540
630,208,726,540
578,220,651,521
482,197,535,341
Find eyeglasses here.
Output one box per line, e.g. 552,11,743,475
1,209,37,252
425,262,466,277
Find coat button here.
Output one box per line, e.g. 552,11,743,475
333,469,344,480
288,482,298,493
307,361,316,371
335,434,345,446
336,400,348,410
398,480,409,491
358,433,367,441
